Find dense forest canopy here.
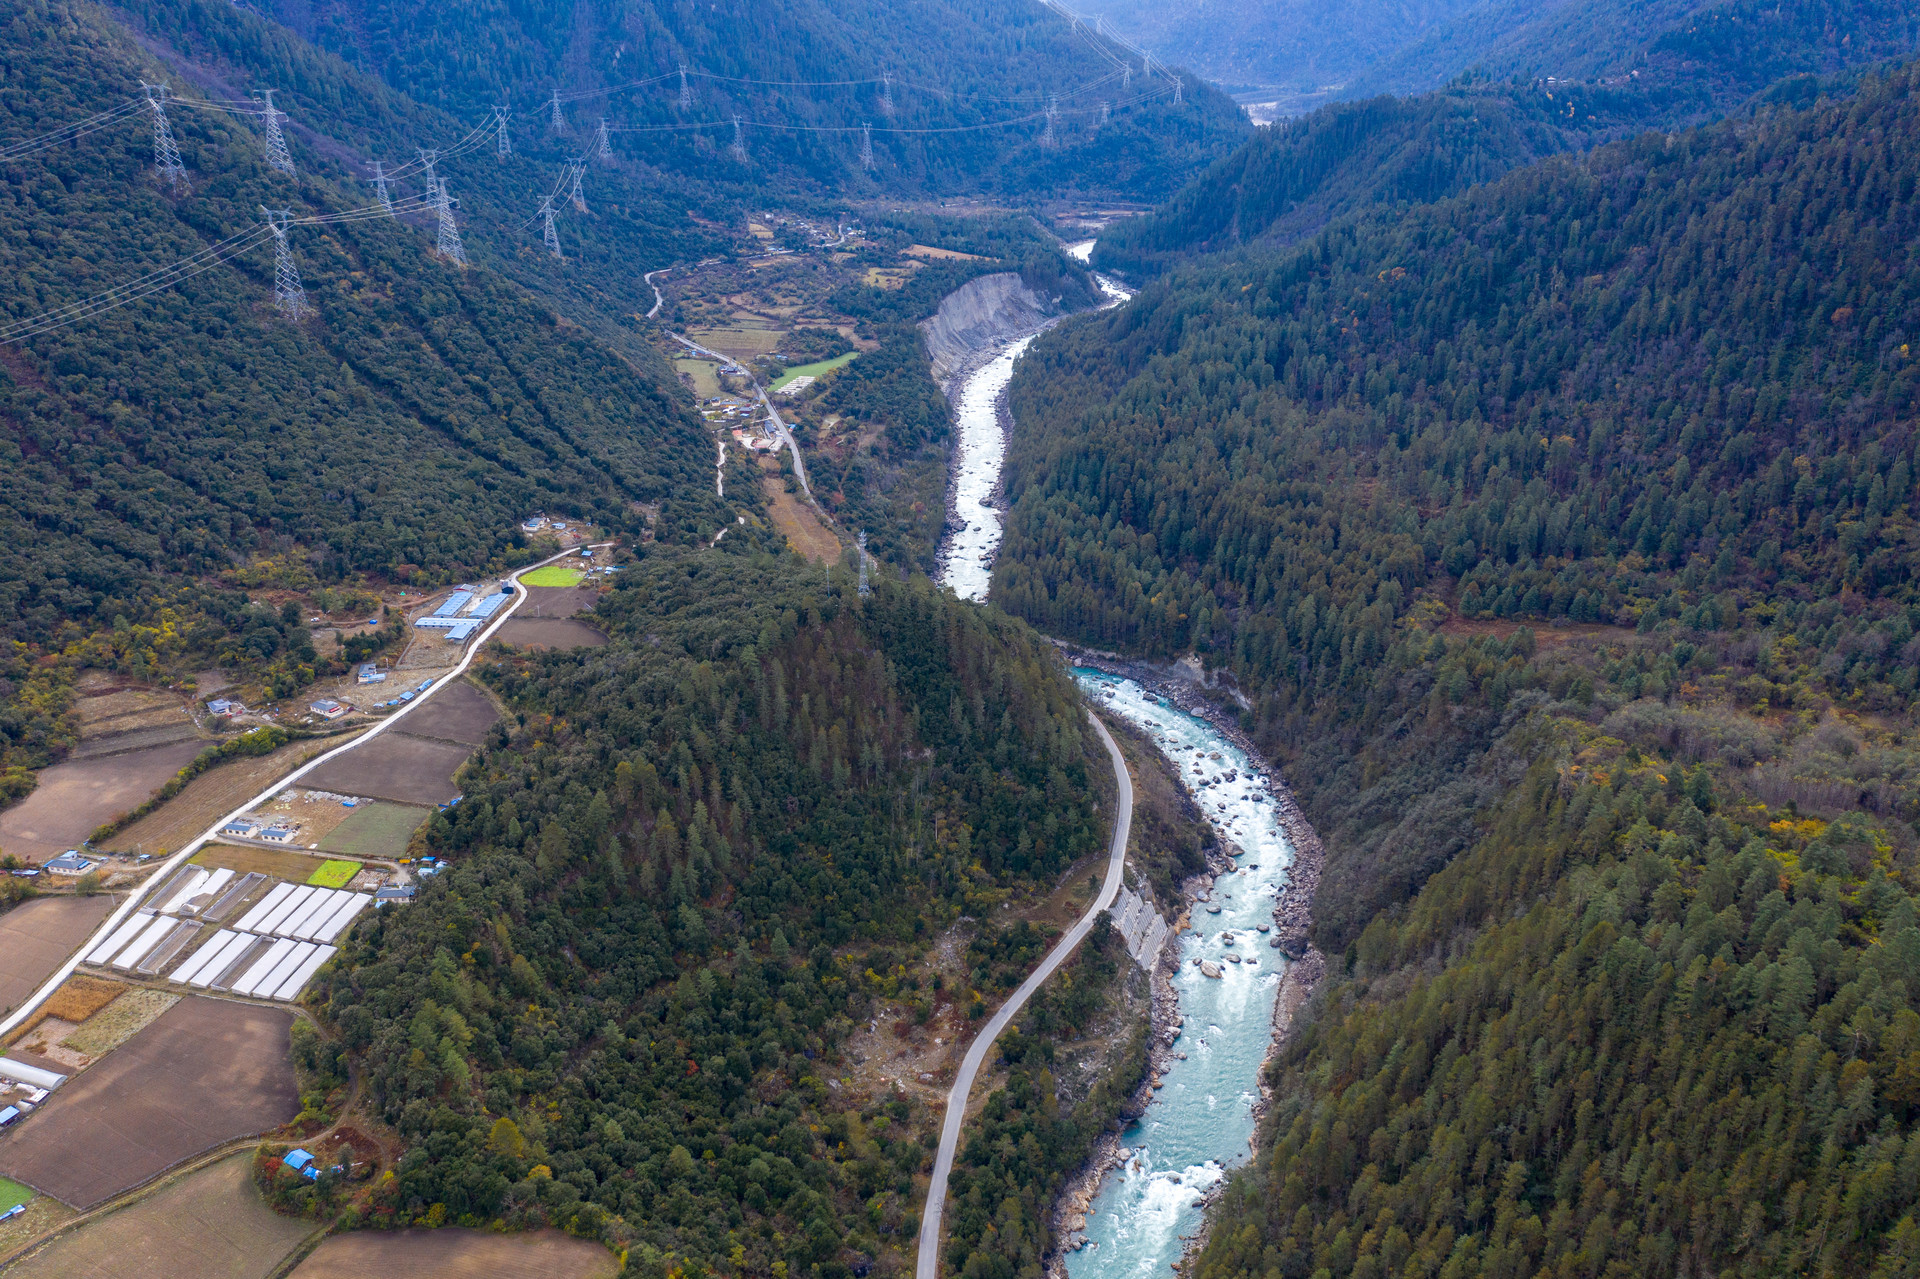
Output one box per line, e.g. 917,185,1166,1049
247,0,1249,201
306,550,1111,1276
999,53,1920,1279
1096,0,1920,273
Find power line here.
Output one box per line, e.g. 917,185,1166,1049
0,98,145,162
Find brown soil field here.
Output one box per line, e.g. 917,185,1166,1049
1,1152,311,1279
518,584,603,618
760,462,841,562
289,1228,620,1279
903,243,989,260
101,735,338,858
0,896,117,1019
59,989,179,1058
0,740,207,864
492,619,609,650
394,679,498,746
301,733,471,807
71,687,182,730
193,843,332,883
0,997,298,1208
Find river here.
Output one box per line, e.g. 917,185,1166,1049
933,243,1278,1279
935,240,1128,601
1066,671,1296,1279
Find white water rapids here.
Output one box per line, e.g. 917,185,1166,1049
935,240,1129,600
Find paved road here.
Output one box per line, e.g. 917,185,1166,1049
916,710,1134,1279
0,544,607,1040
666,331,819,505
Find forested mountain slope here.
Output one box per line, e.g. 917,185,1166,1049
1096,0,1920,273
303,550,1113,1276
1000,67,1920,1272
0,0,733,771
250,0,1249,200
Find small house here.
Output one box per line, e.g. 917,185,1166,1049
374,886,416,905
308,699,350,721
43,851,97,877
221,819,260,839
355,663,387,684
259,824,299,844
208,698,246,717
282,1148,319,1180
0,1106,18,1127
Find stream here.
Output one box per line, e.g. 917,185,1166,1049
935,240,1129,600
1065,672,1297,1279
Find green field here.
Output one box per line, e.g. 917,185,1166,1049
0,1176,31,1212
520,566,585,587
306,859,362,888
772,351,857,389
319,802,431,859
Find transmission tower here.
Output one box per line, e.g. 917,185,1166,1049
368,160,394,216
1099,100,1111,125
567,160,588,213
494,105,512,157
434,181,468,265
857,530,870,597
548,90,567,132
140,82,186,188
539,196,562,260
1042,95,1057,147
860,123,874,170
252,89,295,174
260,206,308,319
728,115,747,162
1172,74,1183,104
1122,64,1132,91
416,147,440,196
878,72,894,117
677,64,692,111
595,117,612,161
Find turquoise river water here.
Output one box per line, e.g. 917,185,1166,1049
1066,670,1297,1279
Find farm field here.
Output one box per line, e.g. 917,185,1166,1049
518,566,584,587
674,356,722,398
760,462,842,562
771,350,856,389
305,860,360,888
0,1176,29,1212
300,733,471,807
492,619,609,650
393,679,498,745
684,324,783,359
0,896,118,1018
0,997,298,1208
518,584,601,617
192,843,329,883
0,1189,71,1259
0,739,206,864
289,1227,619,1279
317,803,427,860
103,737,342,858
0,1152,310,1279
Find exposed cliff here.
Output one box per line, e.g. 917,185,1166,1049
919,273,1059,389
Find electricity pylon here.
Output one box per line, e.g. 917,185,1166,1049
860,123,874,170
595,117,612,161
567,160,588,213
548,90,566,132
435,181,467,265
678,64,692,111
539,196,562,260
252,88,294,174
879,72,893,117
729,115,747,162
141,82,186,187
1043,96,1057,147
260,206,308,318
857,531,871,597
494,105,512,157
369,160,393,215
416,147,439,195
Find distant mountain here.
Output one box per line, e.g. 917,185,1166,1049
247,0,1250,200
1096,0,1920,273
1089,0,1480,94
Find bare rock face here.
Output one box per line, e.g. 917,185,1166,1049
920,272,1058,387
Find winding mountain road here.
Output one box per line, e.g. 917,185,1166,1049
0,544,607,1041
916,710,1134,1279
